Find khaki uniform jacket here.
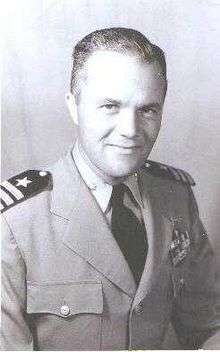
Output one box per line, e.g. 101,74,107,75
1,150,220,350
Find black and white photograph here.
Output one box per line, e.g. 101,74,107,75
1,0,220,350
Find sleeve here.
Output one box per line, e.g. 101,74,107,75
171,187,220,349
1,215,33,350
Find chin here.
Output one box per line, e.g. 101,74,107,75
107,161,142,178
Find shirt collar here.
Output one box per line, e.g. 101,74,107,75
72,141,144,212
72,141,112,213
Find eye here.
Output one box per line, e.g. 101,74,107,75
103,104,115,109
138,106,159,118
141,107,157,114
100,103,119,114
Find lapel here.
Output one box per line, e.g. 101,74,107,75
50,150,136,298
132,169,173,307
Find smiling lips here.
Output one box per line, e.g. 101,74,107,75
107,143,142,153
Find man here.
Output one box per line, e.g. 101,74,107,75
1,27,220,350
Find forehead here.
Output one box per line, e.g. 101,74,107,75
81,50,165,103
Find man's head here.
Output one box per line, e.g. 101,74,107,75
66,27,167,182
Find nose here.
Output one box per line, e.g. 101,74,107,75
116,109,138,138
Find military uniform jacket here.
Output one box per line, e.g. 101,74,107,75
1,150,220,350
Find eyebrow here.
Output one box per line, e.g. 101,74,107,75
98,98,122,105
138,102,161,110
97,98,161,109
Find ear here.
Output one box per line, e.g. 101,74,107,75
65,92,78,125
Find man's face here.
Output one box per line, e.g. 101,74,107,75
72,50,166,180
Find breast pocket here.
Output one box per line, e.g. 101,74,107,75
27,281,103,350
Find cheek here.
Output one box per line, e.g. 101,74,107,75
78,120,108,148
142,119,161,142
79,106,111,129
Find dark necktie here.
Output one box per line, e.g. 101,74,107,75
111,183,147,284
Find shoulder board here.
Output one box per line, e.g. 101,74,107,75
0,170,52,213
143,160,195,186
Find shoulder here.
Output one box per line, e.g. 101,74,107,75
0,169,52,214
142,159,196,187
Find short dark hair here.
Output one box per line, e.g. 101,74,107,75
70,27,167,97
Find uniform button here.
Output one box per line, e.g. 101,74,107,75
39,171,47,177
134,302,144,315
60,304,70,316
145,162,151,168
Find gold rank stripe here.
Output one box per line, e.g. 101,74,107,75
0,188,14,207
1,180,24,200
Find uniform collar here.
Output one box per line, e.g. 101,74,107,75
72,141,144,212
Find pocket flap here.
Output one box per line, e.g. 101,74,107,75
27,281,103,317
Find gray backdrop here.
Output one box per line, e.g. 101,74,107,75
2,0,220,347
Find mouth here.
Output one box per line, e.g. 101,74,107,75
107,143,142,150
106,143,142,155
